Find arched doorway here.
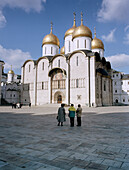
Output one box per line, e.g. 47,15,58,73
54,91,65,103
115,99,118,103
57,95,62,103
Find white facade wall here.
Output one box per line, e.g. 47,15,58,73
92,48,104,58
36,58,49,105
42,44,59,56
2,83,21,104
51,55,67,103
52,56,67,70
112,72,129,105
7,73,14,83
112,72,122,104
22,61,35,105
90,56,96,106
73,37,91,51
64,35,73,54
69,52,88,105
121,79,129,104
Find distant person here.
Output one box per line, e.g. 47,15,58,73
29,103,31,107
57,103,66,126
20,103,22,108
76,104,82,126
14,103,16,109
68,104,76,127
12,103,14,109
17,103,20,109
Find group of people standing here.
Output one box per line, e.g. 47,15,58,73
57,104,82,127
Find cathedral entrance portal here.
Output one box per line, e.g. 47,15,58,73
48,67,66,104
57,95,62,103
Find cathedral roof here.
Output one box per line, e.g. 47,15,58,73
64,13,77,38
72,12,92,40
60,46,65,54
96,68,108,76
92,28,104,50
42,22,60,47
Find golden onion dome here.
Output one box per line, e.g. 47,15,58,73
72,12,92,40
60,46,65,54
42,22,60,48
92,37,104,50
92,27,104,50
8,70,14,74
8,65,14,74
65,13,77,38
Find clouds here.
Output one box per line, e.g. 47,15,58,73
0,45,32,74
0,0,46,27
102,28,116,42
124,25,129,44
97,0,129,23
106,54,129,73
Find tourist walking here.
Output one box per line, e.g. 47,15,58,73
68,104,76,127
76,104,82,126
57,103,66,126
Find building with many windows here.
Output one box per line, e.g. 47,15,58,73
112,70,129,105
21,13,113,107
1,66,21,104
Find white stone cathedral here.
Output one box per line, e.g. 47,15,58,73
21,13,113,107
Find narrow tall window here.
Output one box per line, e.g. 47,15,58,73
104,81,106,91
85,39,86,48
42,62,44,70
77,40,79,48
69,41,70,52
76,56,78,66
58,60,60,67
76,79,79,88
29,65,31,72
42,82,44,89
51,47,53,54
45,47,46,54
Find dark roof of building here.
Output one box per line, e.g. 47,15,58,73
96,68,108,76
122,74,129,79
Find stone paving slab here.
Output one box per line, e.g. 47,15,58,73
0,105,129,169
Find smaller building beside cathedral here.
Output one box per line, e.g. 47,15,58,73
0,60,4,105
112,71,129,105
21,13,113,107
1,66,21,105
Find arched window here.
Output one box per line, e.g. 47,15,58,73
77,40,79,48
42,62,44,70
29,65,31,72
85,39,86,48
51,47,53,54
58,60,60,67
76,56,78,66
69,41,70,52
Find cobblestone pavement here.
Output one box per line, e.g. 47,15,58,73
0,105,129,170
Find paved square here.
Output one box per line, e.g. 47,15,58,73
0,105,129,170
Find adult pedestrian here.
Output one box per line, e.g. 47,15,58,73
29,103,31,107
68,104,76,127
76,104,82,126
57,103,66,126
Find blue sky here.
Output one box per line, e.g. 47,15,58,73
0,0,129,74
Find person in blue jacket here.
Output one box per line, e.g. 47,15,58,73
68,104,76,127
